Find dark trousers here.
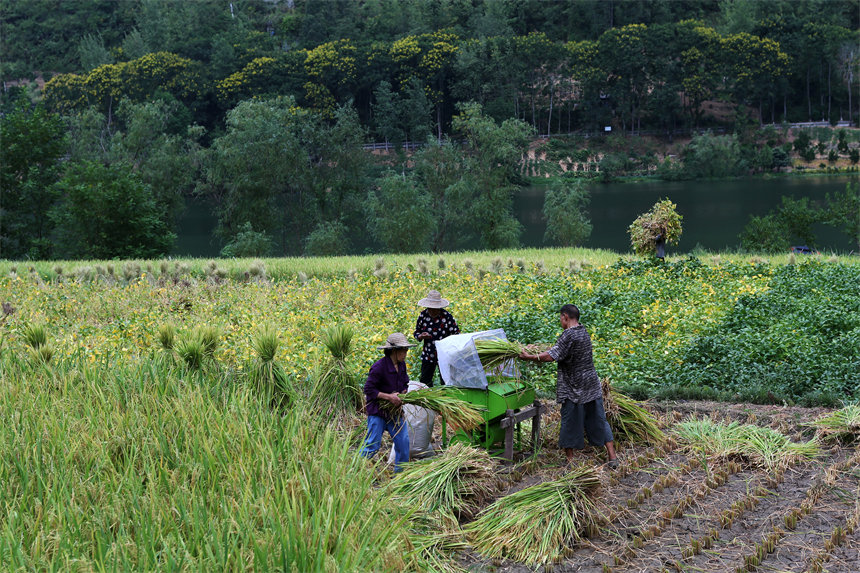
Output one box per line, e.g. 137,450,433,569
420,359,444,387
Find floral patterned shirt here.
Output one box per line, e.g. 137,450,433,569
413,309,460,363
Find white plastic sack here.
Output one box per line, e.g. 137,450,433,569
436,329,516,389
388,381,437,463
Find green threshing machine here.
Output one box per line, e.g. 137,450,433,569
436,329,543,460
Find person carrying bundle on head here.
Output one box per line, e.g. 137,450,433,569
360,332,415,473
413,289,460,387
519,304,618,469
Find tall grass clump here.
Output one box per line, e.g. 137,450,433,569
602,378,665,443
807,405,860,443
249,324,293,408
0,352,436,571
174,333,205,370
676,417,819,469
21,322,47,349
157,324,175,350
311,324,363,417
464,465,602,567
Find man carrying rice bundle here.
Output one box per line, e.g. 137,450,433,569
519,304,618,468
360,332,415,473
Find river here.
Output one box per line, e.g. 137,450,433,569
174,174,858,257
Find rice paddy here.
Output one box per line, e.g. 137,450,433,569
2,253,859,571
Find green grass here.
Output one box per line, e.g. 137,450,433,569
0,354,442,571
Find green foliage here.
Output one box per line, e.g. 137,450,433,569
740,214,789,254
51,161,174,260
682,132,747,178
365,171,435,253
628,199,683,256
821,182,860,251
453,102,533,249
669,262,860,401
542,177,592,247
740,196,822,253
304,220,350,257
220,222,273,258
0,99,67,259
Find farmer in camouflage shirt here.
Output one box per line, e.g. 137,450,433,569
519,304,618,468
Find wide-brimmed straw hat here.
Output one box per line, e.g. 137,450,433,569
377,332,416,350
417,289,449,308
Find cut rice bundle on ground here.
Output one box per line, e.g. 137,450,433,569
676,416,819,469
383,387,485,431
602,378,665,443
806,405,860,443
463,465,602,567
388,442,500,521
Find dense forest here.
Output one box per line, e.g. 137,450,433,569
1,0,858,260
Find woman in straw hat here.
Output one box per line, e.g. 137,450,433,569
413,289,460,387
360,332,415,472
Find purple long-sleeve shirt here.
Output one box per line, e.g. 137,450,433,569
364,356,409,419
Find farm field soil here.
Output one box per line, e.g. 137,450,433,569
446,401,860,573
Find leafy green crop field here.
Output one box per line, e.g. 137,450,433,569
1,254,858,570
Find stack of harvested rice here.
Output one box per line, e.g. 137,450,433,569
602,378,665,443
806,405,860,443
464,465,602,567
475,338,524,371
676,417,819,469
382,387,485,431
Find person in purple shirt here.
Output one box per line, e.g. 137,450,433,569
360,332,415,472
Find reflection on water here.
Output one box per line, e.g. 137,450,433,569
515,175,858,253
173,175,858,257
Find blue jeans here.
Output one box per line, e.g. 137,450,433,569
360,415,410,472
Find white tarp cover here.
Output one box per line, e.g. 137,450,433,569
436,328,516,389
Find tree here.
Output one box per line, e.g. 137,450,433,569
822,182,859,251
0,99,67,259
220,222,273,258
682,132,747,178
371,80,403,148
51,161,174,259
739,213,789,253
412,137,475,252
543,177,592,247
739,195,823,253
203,96,307,252
365,171,435,253
452,102,533,249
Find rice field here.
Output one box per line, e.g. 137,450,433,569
1,251,859,571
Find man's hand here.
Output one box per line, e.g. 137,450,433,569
518,351,534,361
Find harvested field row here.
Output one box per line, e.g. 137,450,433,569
463,404,859,573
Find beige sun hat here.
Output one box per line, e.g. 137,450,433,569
417,289,449,308
377,332,417,350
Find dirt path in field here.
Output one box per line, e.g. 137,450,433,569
456,401,859,573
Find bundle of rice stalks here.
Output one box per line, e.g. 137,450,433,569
463,465,602,567
310,324,363,415
249,324,293,409
388,443,499,521
676,417,819,470
322,324,353,360
157,324,175,351
382,387,485,431
806,405,860,443
602,378,664,443
475,338,524,371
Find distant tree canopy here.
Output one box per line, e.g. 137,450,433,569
2,0,851,134
2,0,859,260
